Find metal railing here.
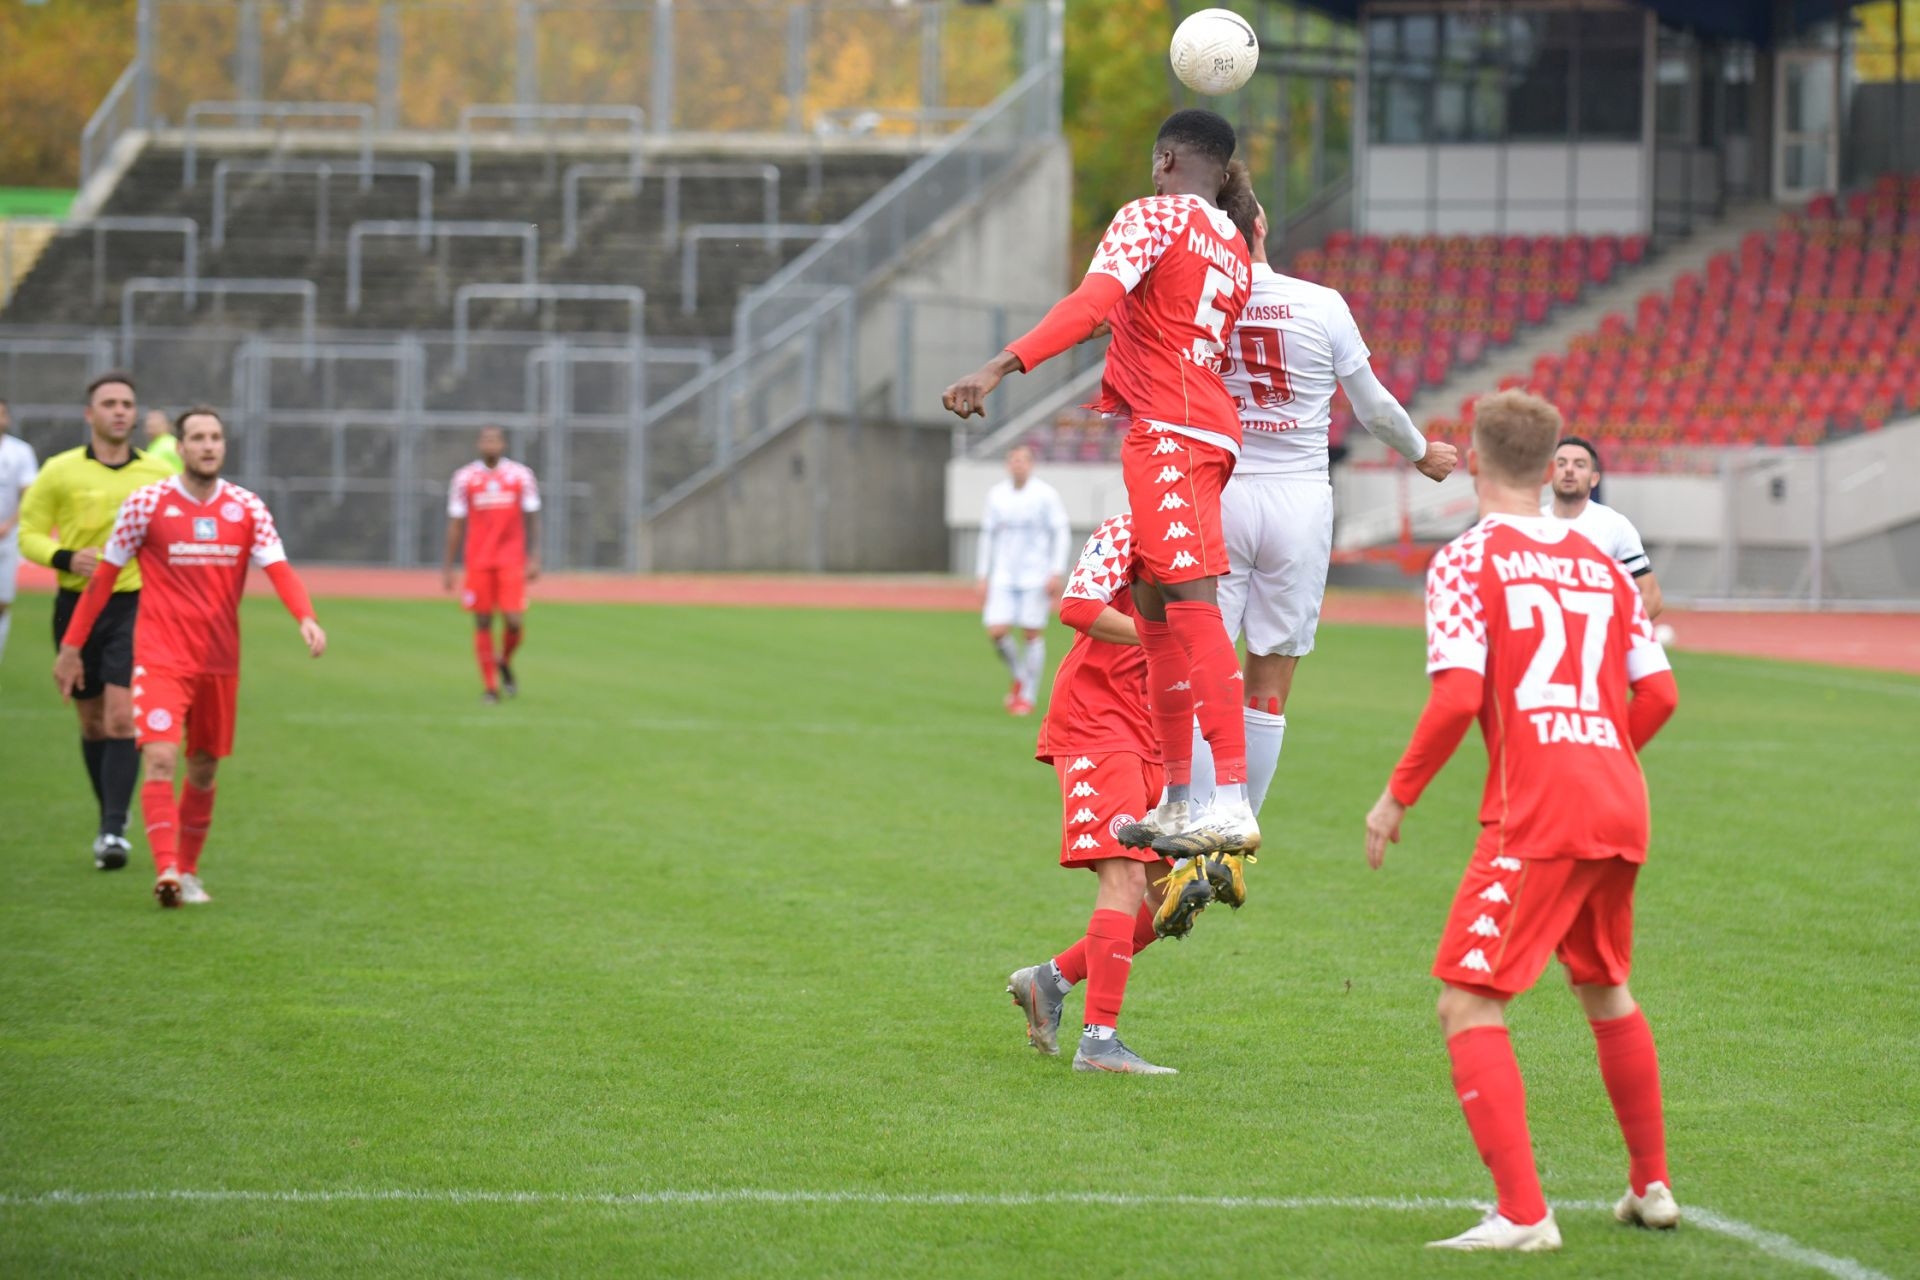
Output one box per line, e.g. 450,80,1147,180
452,283,646,373
80,59,143,189
120,276,317,366
813,107,980,139
182,101,376,188
680,224,843,314
3,216,201,309
455,104,645,190
561,160,792,254
211,159,435,251
346,220,539,313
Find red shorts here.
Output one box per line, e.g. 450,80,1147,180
463,563,527,615
1053,751,1166,868
132,666,239,759
1120,426,1234,584
1432,829,1640,998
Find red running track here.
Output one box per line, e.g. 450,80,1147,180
15,564,1918,676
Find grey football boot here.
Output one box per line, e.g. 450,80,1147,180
1006,963,1068,1056
1071,1034,1178,1075
1115,797,1191,850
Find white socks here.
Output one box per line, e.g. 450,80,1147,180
1189,707,1287,815
994,634,1020,678
0,609,10,665
1021,635,1046,704
1083,1023,1116,1041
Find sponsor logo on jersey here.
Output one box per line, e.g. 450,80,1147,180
1070,834,1101,851
1068,757,1095,772
146,708,174,732
193,517,218,541
1163,522,1194,540
1070,807,1098,825
220,501,245,523
1068,782,1099,798
1170,551,1199,569
1478,882,1511,904
1458,948,1492,973
1158,493,1188,512
1468,915,1501,938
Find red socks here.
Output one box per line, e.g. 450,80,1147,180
1138,617,1195,787
178,783,216,875
141,779,179,875
1080,908,1137,1029
1592,1009,1670,1195
1446,1025,1548,1226
503,625,523,663
474,629,498,692
1052,902,1156,985
1165,600,1247,784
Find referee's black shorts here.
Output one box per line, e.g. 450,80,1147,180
52,588,139,700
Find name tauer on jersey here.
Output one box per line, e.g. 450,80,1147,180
1186,229,1251,290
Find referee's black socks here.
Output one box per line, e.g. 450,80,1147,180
97,738,138,839
80,738,107,810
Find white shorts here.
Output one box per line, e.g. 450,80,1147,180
1218,474,1333,658
0,540,18,606
983,581,1051,631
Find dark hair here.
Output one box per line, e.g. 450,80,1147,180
1156,108,1237,167
1557,435,1602,472
1219,160,1260,250
175,405,224,434
86,371,136,401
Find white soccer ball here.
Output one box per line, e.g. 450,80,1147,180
1654,623,1676,646
1170,8,1260,96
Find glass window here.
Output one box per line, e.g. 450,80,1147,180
1576,9,1644,140
1507,11,1573,139
1368,15,1435,143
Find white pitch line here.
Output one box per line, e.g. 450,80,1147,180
0,1188,1889,1279
0,706,1014,738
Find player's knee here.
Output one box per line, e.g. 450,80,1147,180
185,754,219,788
142,744,178,781
1571,981,1636,1022
985,625,1009,642
1436,984,1504,1037
104,707,136,738
503,615,524,632
473,612,494,631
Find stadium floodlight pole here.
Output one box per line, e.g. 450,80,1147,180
651,0,675,134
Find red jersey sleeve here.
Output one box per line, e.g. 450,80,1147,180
1424,534,1490,675
101,482,162,568
1088,198,1186,293
245,491,289,568
1057,516,1134,635
448,467,471,519
519,464,542,513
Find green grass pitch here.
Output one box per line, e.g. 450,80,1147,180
1,592,1916,1278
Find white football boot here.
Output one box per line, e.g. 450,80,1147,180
178,873,212,905
1615,1181,1680,1229
1114,796,1191,850
1427,1209,1562,1252
1151,795,1260,859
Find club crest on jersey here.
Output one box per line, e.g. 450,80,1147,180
1109,815,1139,840
193,517,218,541
221,501,245,523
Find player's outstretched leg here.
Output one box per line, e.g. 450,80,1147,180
1011,903,1159,1055
1429,988,1558,1251
1578,985,1679,1229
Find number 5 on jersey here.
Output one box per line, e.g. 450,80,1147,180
1190,267,1238,364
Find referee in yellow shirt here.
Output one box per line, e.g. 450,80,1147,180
19,372,173,870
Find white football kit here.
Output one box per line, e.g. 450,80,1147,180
0,433,40,607
976,477,1071,630
1216,264,1425,656
1548,498,1653,579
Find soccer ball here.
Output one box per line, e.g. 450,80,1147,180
1170,8,1260,96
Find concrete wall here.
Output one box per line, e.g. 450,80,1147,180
1363,143,1647,236
645,416,951,571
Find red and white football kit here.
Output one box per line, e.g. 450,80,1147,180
1390,514,1678,998
65,477,313,758
449,458,540,614
1002,194,1255,789
1037,514,1163,869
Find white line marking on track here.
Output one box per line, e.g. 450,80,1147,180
0,1189,1889,1278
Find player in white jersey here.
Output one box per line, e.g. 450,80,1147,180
0,399,42,666
976,445,1072,715
1180,191,1458,877
1546,436,1663,618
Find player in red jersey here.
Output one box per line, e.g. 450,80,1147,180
443,426,541,703
943,109,1263,863
1003,513,1200,1074
54,408,326,908
1363,391,1681,1252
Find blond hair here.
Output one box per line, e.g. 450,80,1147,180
1471,390,1564,485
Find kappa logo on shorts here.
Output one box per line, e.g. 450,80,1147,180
221,501,245,523
1068,756,1096,772
1467,914,1501,938
1068,782,1099,798
1070,835,1101,851
1109,815,1139,839
1165,680,1191,692
1153,438,1182,455
193,517,219,542
1163,522,1194,540
1069,807,1098,825
1170,551,1199,569
1458,949,1492,973
1491,855,1523,871
146,708,174,732
1158,493,1189,511
1478,882,1512,904
1155,465,1184,483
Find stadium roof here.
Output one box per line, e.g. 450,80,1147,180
1303,0,1850,46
